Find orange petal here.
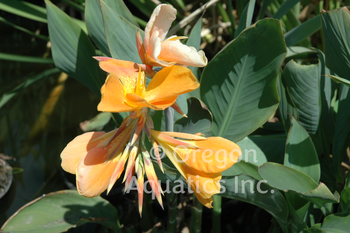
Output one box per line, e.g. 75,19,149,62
61,131,105,174
159,39,208,67
185,171,222,208
94,56,139,74
145,66,199,103
76,124,133,197
97,73,135,113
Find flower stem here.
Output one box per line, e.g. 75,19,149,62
164,107,174,131
212,195,222,232
191,194,203,233
164,107,177,233
167,191,178,233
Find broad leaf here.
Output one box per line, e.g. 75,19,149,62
309,213,350,233
277,71,299,132
100,0,142,63
46,1,102,96
200,19,286,142
1,190,122,232
221,174,306,232
321,7,350,80
332,85,350,182
283,60,321,135
284,117,320,183
85,0,111,56
259,163,338,214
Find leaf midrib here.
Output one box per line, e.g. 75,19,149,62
217,54,248,137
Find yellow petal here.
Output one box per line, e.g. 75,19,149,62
61,132,105,174
97,73,135,113
159,39,208,67
145,66,199,103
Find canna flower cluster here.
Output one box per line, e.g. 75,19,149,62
60,4,241,215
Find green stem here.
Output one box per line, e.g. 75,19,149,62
212,195,222,232
191,194,203,233
164,107,176,233
167,191,178,233
217,1,233,37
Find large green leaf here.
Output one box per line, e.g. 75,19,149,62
235,135,286,165
332,85,350,182
259,163,338,214
1,190,122,233
283,60,321,135
220,174,306,232
174,97,212,137
100,0,142,63
340,188,350,213
200,19,286,142
309,213,350,233
46,1,102,96
85,0,111,56
284,117,320,183
277,70,299,132
321,7,350,80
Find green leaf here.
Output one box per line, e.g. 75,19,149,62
46,0,102,96
286,46,317,60
259,162,338,214
200,19,286,142
328,74,350,88
221,174,306,232
0,68,60,109
81,112,112,131
277,70,299,132
0,0,47,23
273,0,300,20
0,16,49,41
284,15,321,46
101,0,142,63
222,161,261,180
234,0,256,38
235,135,286,165
104,0,139,27
310,213,350,233
85,0,111,56
0,52,53,63
186,16,203,81
340,188,350,213
283,60,321,135
259,162,318,192
332,85,350,182
1,190,122,233
321,7,350,80
284,117,320,183
174,97,212,137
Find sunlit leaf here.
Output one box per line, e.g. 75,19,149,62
1,190,122,232
201,19,286,142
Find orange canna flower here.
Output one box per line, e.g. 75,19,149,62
150,130,242,208
137,4,207,68
97,64,199,116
